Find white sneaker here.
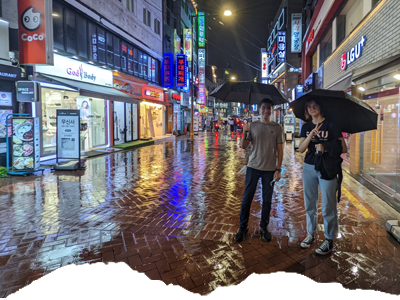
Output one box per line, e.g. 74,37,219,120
300,234,315,248
316,239,333,255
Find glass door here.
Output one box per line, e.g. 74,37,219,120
113,101,125,145
132,104,138,140
125,103,132,142
362,94,399,193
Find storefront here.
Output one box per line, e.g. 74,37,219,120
0,64,25,166
34,54,136,158
321,0,400,197
140,85,166,139
112,72,145,144
168,90,182,135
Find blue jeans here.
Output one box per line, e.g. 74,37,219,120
239,167,275,229
302,163,338,240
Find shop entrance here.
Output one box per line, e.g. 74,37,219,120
361,93,400,194
140,102,164,139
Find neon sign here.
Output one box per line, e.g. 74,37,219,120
163,53,173,88
176,54,187,87
341,36,366,71
198,12,205,47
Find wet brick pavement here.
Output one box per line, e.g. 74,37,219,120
0,131,400,297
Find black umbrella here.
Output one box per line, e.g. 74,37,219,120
289,89,378,133
210,81,289,105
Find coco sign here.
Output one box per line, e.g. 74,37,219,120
341,36,366,71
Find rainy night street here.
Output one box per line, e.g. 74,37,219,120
1,132,400,296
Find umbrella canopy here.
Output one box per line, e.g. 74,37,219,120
210,81,289,105
289,89,378,133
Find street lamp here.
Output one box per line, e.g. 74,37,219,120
231,76,236,80
224,10,232,16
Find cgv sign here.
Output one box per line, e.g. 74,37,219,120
341,36,366,71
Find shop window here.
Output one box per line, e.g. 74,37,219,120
139,51,144,78
97,27,106,65
121,41,128,72
319,25,332,66
76,16,88,58
127,44,133,74
52,2,64,51
88,22,97,62
143,53,148,80
133,48,139,76
65,9,77,55
113,36,121,70
106,32,114,67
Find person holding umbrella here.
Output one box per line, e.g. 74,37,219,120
235,98,284,243
289,90,377,254
297,99,347,255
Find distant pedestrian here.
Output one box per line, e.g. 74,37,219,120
229,118,234,131
235,98,283,243
298,99,347,255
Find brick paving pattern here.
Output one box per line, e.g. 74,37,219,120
0,132,400,296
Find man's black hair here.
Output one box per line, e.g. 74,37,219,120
259,98,274,107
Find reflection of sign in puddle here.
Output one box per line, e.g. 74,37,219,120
0,182,36,194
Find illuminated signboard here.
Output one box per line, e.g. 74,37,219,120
198,12,205,48
142,85,163,101
291,13,302,53
163,53,173,88
145,89,161,98
277,31,286,63
198,49,206,105
306,29,314,50
184,29,192,61
341,36,366,71
261,51,268,78
176,54,187,87
174,29,181,55
172,93,181,101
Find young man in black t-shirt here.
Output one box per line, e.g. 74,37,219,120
298,100,347,255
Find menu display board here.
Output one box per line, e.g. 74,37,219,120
0,92,12,106
11,117,40,172
56,110,80,159
0,110,13,138
193,115,199,132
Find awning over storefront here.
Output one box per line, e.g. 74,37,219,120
37,75,140,104
325,72,353,91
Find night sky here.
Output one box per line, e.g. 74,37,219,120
196,0,282,81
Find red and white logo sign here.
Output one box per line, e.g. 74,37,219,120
340,53,347,71
18,0,53,65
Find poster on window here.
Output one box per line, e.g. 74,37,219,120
76,98,92,121
56,110,80,159
0,110,13,138
11,117,40,171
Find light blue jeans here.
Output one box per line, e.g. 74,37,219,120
302,163,338,240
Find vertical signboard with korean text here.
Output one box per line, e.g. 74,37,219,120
17,0,53,65
174,29,181,55
198,49,206,105
261,49,268,80
198,12,205,48
291,14,302,53
12,117,40,171
184,29,192,61
176,54,187,88
163,53,173,88
56,110,80,159
277,31,286,63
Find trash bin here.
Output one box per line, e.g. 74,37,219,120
294,132,301,149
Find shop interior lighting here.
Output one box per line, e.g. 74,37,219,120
88,61,94,64
52,13,59,17
393,74,400,80
358,86,366,92
224,10,232,16
72,56,79,60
